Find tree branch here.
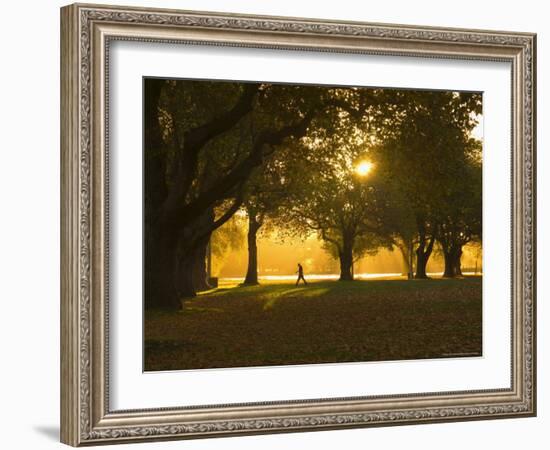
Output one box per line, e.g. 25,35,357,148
184,84,260,151
320,228,343,254
191,184,245,245
163,84,260,215
173,110,317,227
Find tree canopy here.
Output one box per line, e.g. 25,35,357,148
144,78,482,310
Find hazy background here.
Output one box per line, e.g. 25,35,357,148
212,226,482,279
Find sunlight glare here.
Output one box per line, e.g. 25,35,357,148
355,160,373,177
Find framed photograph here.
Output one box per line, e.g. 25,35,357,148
60,3,536,446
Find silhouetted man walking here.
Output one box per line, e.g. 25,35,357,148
295,263,308,286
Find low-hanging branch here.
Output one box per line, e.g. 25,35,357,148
190,184,247,248
167,109,319,229
160,84,261,218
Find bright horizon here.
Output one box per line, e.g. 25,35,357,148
212,228,482,279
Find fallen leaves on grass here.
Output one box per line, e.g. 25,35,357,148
144,278,482,371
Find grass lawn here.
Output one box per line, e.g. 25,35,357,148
144,277,482,371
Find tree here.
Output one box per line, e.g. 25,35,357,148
232,112,294,286
289,167,393,280
241,148,298,285
274,88,408,281
144,79,259,308
381,184,417,279
144,81,483,310
209,212,247,276
283,120,394,280
436,156,482,277
144,80,366,308
369,90,482,278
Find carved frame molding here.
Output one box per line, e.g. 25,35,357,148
61,3,536,446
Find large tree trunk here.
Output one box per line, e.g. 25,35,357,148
175,209,215,300
415,251,429,279
453,248,463,276
143,85,256,307
144,79,168,212
339,239,354,281
192,240,211,292
175,232,207,301
443,251,455,278
144,227,181,310
190,209,215,292
415,234,435,279
443,246,463,278
159,198,242,310
177,251,197,300
243,214,261,285
144,79,179,310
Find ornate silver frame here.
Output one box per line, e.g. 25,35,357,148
60,3,536,446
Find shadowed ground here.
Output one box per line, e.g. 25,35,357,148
144,277,482,371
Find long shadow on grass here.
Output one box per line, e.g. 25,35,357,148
193,277,482,311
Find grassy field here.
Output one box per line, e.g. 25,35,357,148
144,277,482,371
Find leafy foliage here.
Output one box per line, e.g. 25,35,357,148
145,79,483,309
